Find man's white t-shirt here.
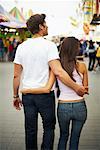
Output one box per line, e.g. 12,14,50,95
14,37,59,89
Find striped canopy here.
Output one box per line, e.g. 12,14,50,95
9,7,25,23
0,5,10,22
0,14,9,22
0,5,26,28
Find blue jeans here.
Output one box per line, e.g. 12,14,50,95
57,100,87,150
22,91,56,150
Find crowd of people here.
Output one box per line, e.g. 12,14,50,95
75,39,100,72
0,34,100,73
0,37,23,62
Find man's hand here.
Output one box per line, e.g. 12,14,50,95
75,85,85,97
13,97,22,110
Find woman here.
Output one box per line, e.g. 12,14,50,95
56,37,88,150
21,37,88,150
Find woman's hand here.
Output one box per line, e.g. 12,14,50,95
20,89,30,94
20,87,50,94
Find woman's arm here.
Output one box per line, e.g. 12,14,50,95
20,70,55,94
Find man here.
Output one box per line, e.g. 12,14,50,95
13,14,85,150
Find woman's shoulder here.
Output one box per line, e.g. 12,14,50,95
77,60,87,73
77,60,86,66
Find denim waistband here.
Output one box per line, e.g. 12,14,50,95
58,98,85,104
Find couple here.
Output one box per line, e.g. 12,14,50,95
13,14,88,150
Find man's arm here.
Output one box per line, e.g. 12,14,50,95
49,59,85,96
13,63,23,110
82,63,89,94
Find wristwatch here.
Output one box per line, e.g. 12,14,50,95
13,95,19,98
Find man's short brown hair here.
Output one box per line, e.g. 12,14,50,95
26,14,46,34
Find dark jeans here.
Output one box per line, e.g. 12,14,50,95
57,101,87,150
22,91,56,150
88,52,96,71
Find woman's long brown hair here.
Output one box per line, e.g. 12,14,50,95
59,37,80,81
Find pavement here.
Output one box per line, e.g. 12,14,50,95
0,59,100,150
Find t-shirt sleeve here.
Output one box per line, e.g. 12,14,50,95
13,44,22,65
48,42,59,62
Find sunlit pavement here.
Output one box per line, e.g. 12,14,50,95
0,58,100,150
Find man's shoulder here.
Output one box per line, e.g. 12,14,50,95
18,38,32,48
43,38,56,45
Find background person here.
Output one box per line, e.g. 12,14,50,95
88,40,96,71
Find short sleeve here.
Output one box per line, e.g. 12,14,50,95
47,42,59,62
13,44,22,65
